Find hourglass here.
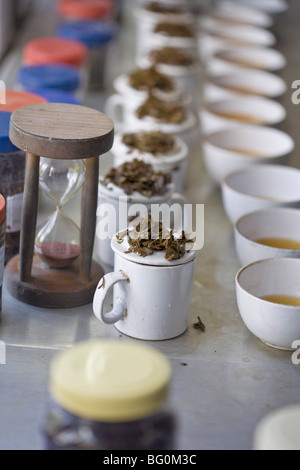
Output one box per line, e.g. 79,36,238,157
35,158,86,269
5,103,114,308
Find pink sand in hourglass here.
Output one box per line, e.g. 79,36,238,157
35,242,80,268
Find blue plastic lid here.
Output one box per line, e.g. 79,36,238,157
28,88,82,104
17,64,81,92
57,20,117,48
0,112,19,153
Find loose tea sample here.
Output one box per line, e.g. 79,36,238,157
136,94,187,123
144,2,184,14
123,216,194,261
154,22,196,38
102,159,172,197
122,131,176,156
128,66,175,93
150,46,195,67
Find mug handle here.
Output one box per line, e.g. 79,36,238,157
93,270,129,325
104,93,126,131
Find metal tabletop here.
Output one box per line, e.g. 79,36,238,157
0,0,299,451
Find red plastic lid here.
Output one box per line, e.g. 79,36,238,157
0,90,47,112
57,0,114,19
0,194,6,226
23,37,88,67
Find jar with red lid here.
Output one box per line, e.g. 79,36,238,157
22,37,88,97
57,0,115,21
0,194,5,317
0,92,47,263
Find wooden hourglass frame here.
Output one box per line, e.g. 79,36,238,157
5,103,114,308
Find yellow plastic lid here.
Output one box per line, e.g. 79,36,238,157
49,340,172,422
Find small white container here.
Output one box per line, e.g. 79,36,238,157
253,405,300,450
203,125,294,184
111,132,189,193
234,208,300,266
96,180,187,271
221,164,300,224
93,229,198,340
235,257,300,350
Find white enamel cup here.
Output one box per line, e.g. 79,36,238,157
93,232,198,340
95,181,188,271
111,133,189,192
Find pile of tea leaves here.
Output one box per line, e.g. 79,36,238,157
123,216,194,261
150,46,195,67
136,94,186,123
128,66,175,93
154,22,196,38
122,131,176,156
145,2,183,14
102,159,171,197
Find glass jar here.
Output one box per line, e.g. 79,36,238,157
0,111,31,263
0,194,5,317
57,19,117,90
57,0,115,21
16,64,83,102
42,339,176,450
22,37,88,96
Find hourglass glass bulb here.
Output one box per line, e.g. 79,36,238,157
35,208,81,268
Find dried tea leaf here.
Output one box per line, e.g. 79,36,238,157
128,66,175,92
136,94,186,123
154,22,196,38
150,46,195,67
193,316,205,332
122,131,176,156
145,2,183,14
125,216,194,261
102,159,172,197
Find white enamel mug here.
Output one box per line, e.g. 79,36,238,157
95,181,188,271
111,133,189,192
93,232,198,340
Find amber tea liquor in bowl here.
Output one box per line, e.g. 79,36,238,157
236,257,300,350
5,102,114,308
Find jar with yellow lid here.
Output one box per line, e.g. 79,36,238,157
0,194,5,317
42,340,176,450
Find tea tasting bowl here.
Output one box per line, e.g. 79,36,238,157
204,69,287,102
200,96,286,135
235,257,300,350
207,0,273,27
234,207,300,266
207,45,286,76
236,0,288,14
198,18,276,61
221,164,300,224
203,125,294,184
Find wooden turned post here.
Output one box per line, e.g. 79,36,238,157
5,103,114,308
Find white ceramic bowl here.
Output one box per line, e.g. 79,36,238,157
234,208,300,266
236,257,300,350
208,1,273,27
235,0,288,14
208,45,286,76
203,126,294,184
204,70,287,101
200,96,286,134
221,164,300,224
